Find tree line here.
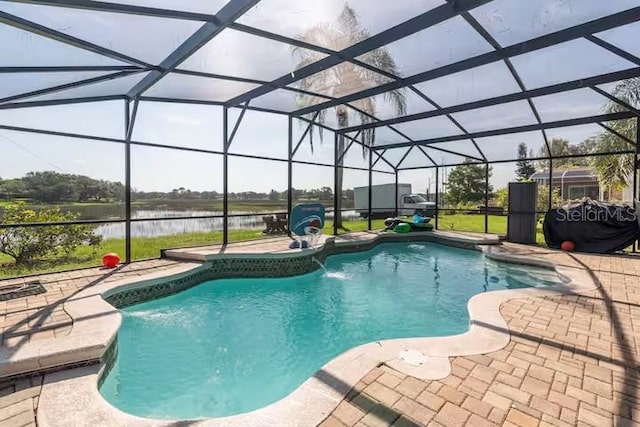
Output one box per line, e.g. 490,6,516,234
444,137,619,208
0,172,125,204
0,171,344,204
445,128,632,209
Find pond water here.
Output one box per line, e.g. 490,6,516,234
93,209,360,239
0,203,360,239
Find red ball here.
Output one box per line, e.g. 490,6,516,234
560,241,575,252
102,253,121,268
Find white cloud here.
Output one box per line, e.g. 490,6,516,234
164,115,202,126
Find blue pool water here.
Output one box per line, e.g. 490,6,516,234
100,243,561,419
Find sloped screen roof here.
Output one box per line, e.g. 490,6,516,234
1,0,639,168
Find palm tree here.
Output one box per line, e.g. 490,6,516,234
589,78,638,198
293,4,406,227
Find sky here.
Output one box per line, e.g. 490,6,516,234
1,0,639,194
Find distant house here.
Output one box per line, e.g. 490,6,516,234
530,167,601,200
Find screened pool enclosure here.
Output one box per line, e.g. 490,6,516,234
1,0,640,275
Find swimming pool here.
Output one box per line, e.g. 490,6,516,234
99,242,562,419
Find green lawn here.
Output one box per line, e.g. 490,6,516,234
0,218,386,278
0,215,544,279
437,214,546,243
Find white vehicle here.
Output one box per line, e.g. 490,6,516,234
353,183,436,218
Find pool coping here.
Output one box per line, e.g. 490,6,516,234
28,232,596,426
0,231,493,380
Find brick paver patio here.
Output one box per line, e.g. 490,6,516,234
0,259,186,346
1,242,639,426
321,245,640,427
0,259,184,427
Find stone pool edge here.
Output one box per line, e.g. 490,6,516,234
31,234,596,426
0,231,490,380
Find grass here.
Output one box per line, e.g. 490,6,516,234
0,215,544,279
437,213,546,243
0,218,387,279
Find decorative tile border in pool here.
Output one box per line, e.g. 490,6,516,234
96,338,117,390
107,232,482,309
34,242,600,427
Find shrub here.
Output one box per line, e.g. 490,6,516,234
537,185,561,211
0,202,102,265
494,188,508,208
455,201,479,211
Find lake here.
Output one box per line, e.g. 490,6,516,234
0,203,359,239
96,210,360,239
95,209,360,239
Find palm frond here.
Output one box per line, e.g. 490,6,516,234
611,77,640,110
293,3,406,155
303,108,328,154
589,114,637,189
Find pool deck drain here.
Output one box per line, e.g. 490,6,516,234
0,233,638,426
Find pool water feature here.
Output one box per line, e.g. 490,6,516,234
100,242,562,419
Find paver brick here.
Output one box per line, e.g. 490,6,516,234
460,375,490,395
451,363,470,379
394,377,426,399
582,376,612,398
377,372,403,389
360,404,400,427
527,365,554,383
578,406,612,426
392,397,435,426
0,387,40,410
436,385,466,406
0,399,32,422
364,382,402,407
496,371,522,388
452,357,476,371
488,382,531,406
361,368,384,385
0,409,34,427
425,382,442,394
465,414,497,427
550,379,567,393
333,401,366,426
539,414,573,427
505,408,539,427
350,393,379,413
530,395,560,418
391,415,421,427
461,396,492,418
433,402,470,427
416,390,445,412
511,401,542,420
469,364,498,384
521,376,551,397
565,385,596,405
319,416,347,427
489,359,514,374
482,391,512,412
487,408,507,424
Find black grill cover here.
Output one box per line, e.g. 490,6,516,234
543,200,640,253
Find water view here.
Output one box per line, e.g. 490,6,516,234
1,202,359,239
93,209,359,239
